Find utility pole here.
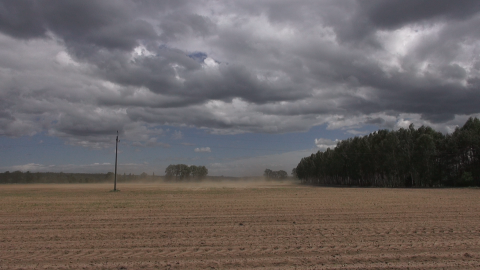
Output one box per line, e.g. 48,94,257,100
114,130,119,191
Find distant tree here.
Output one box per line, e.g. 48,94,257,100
189,165,199,178
165,164,208,180
190,165,208,179
264,169,288,180
277,170,288,179
196,166,208,179
291,168,297,178
165,165,175,179
140,172,148,178
177,164,190,179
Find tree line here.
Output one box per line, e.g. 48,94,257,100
0,165,210,184
0,172,123,184
0,170,200,184
164,164,208,180
294,117,480,187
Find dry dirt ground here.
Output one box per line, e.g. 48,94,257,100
1,181,480,269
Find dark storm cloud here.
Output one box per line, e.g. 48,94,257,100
0,0,157,51
0,0,45,39
159,13,216,41
84,44,308,106
0,0,479,144
361,0,480,29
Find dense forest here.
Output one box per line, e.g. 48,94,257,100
294,117,480,187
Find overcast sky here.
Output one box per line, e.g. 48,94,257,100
1,0,480,176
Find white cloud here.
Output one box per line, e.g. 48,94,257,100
314,138,339,150
55,51,80,67
194,147,211,152
203,57,218,68
346,130,369,136
395,118,412,129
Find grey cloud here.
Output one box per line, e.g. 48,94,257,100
76,20,157,51
468,77,480,88
0,109,14,121
365,117,386,125
257,101,333,116
0,1,480,145
361,0,480,30
440,64,467,80
185,64,307,104
421,113,456,123
0,0,45,39
89,45,308,106
55,113,124,137
126,106,229,130
159,13,216,42
0,0,157,51
474,61,480,70
126,102,321,134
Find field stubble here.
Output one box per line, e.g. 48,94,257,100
0,180,479,269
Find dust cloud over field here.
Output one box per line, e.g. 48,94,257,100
1,182,480,269
142,178,297,189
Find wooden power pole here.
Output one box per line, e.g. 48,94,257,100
114,131,119,191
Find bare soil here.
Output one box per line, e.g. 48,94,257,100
1,181,479,269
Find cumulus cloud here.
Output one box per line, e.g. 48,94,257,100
0,0,479,147
194,147,211,153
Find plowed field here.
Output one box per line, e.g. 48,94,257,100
1,181,480,269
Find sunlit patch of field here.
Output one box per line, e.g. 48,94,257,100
1,181,480,269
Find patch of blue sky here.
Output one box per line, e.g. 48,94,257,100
187,51,208,63
0,133,111,168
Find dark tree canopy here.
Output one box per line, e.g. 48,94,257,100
295,118,480,187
